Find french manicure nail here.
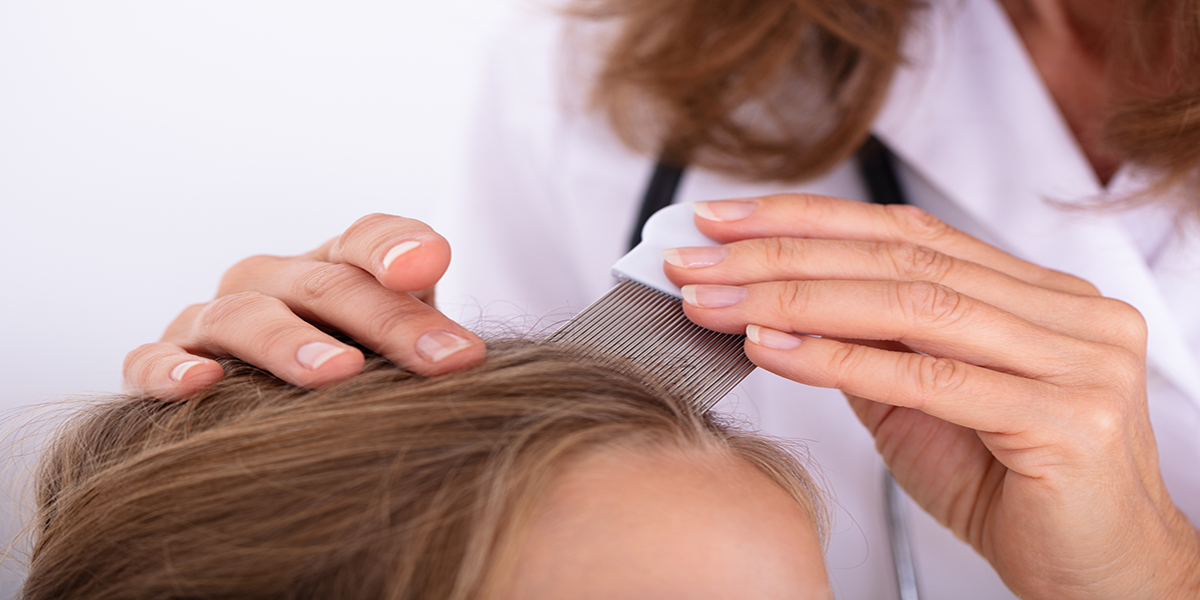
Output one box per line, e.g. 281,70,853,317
382,241,421,270
693,200,756,222
169,360,205,382
297,342,349,370
662,246,730,268
746,324,804,350
680,284,749,308
416,331,472,363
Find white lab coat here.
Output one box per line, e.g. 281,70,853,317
438,1,1200,598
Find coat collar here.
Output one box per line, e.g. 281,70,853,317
873,0,1200,403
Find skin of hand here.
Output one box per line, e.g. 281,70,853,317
663,195,1200,600
123,214,486,400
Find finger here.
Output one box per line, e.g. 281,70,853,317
305,213,452,293
741,325,1057,441
662,238,1115,343
681,280,1093,379
269,260,485,376
209,251,485,378
690,195,1099,296
122,342,225,400
169,292,370,388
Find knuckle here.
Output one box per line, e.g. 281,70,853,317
1094,298,1148,348
123,343,165,384
891,242,952,282
1060,348,1144,448
218,254,283,293
162,303,209,341
338,213,403,253
776,280,812,314
1080,399,1126,446
774,192,819,209
295,263,371,306
887,205,955,243
1040,269,1101,296
900,281,966,329
198,292,283,336
756,237,793,270
362,307,419,346
913,354,968,399
245,322,308,360
826,343,862,389
1075,279,1102,296
1094,346,1145,390
343,213,395,238
1061,339,1144,397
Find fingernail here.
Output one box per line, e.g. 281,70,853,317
662,246,730,268
694,200,756,222
297,342,349,370
680,284,748,308
416,330,472,363
169,360,205,382
746,324,804,350
382,241,421,270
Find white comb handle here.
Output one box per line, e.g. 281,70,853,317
611,202,718,298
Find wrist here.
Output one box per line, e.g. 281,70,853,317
1017,502,1200,600
1152,516,1200,600
1108,505,1200,600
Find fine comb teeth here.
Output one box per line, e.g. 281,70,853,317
547,279,756,412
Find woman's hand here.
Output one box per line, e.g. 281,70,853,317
123,214,486,400
663,195,1200,600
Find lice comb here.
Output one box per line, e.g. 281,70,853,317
548,203,755,411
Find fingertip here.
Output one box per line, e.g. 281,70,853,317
378,235,452,292
410,330,487,376
124,343,226,401
661,246,736,289
169,360,205,382
662,245,731,270
745,324,805,350
742,330,818,388
414,330,472,363
382,241,422,271
166,360,226,399
678,299,749,335
125,359,224,402
691,200,761,244
329,213,451,292
693,200,758,222
680,284,748,309
296,342,352,370
418,346,487,377
661,254,692,289
662,265,690,289
294,345,366,388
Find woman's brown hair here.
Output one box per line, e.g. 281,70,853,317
576,0,1200,189
20,341,825,600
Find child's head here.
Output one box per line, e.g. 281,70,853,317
22,340,830,599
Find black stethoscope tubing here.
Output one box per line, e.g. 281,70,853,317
628,135,921,600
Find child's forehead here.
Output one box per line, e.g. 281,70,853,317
491,445,831,600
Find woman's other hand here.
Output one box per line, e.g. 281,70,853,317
664,195,1200,600
124,214,486,400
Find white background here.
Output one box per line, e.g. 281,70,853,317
0,0,523,592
